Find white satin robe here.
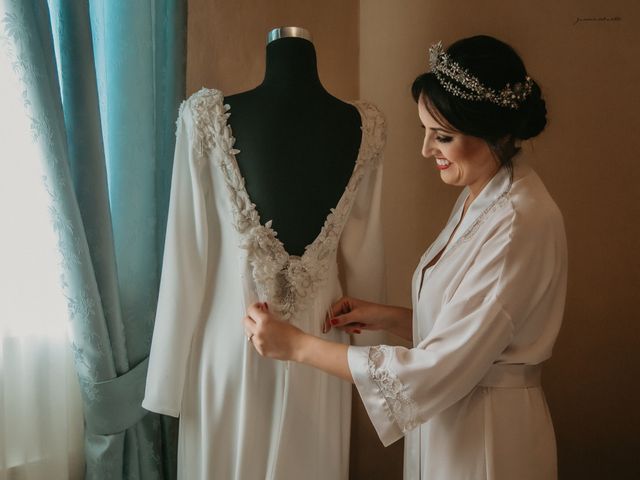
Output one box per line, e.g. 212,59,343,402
142,88,386,480
349,162,567,479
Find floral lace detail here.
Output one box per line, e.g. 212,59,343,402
368,345,419,433
185,88,385,320
1,3,112,384
187,89,241,161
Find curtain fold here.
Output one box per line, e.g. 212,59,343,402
0,0,186,478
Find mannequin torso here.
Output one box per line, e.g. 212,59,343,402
225,35,362,256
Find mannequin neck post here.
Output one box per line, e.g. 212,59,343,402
261,37,324,92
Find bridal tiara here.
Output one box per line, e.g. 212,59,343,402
428,41,533,109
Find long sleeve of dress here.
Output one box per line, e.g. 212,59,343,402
337,104,386,304
348,198,566,446
143,105,209,417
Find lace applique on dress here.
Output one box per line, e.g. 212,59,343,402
185,88,386,321
368,345,419,433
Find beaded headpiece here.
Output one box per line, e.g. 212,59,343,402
428,41,533,109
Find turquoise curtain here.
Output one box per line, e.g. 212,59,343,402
0,0,186,478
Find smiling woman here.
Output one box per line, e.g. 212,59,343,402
418,102,500,205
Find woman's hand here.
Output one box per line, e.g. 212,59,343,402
244,302,354,382
326,297,413,341
243,302,308,361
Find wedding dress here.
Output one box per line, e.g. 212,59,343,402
143,88,386,480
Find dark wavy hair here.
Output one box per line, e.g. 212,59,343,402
412,35,547,169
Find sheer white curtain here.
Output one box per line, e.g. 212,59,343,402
0,33,84,480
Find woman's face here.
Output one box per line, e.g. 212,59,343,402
418,95,500,199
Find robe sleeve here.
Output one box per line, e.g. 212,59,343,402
348,201,564,446
142,104,209,417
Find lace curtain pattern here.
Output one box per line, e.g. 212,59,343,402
0,43,84,478
0,1,186,478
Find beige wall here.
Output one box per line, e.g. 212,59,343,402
360,0,640,478
187,0,359,98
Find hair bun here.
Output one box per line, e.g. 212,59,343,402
512,80,547,140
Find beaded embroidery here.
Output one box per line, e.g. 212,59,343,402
437,187,512,268
183,88,385,321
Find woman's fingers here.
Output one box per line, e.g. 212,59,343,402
242,305,303,361
336,320,367,334
344,326,363,334
329,312,359,328
329,297,354,317
247,302,269,323
326,297,359,332
243,314,256,326
243,315,256,339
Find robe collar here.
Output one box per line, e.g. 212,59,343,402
449,163,514,245
419,163,519,270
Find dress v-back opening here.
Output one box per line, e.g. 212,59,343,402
184,88,385,321
222,96,366,261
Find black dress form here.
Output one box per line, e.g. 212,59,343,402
225,36,362,256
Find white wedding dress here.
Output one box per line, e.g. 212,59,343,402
143,88,386,480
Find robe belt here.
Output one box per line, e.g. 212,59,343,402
83,356,150,435
478,363,542,388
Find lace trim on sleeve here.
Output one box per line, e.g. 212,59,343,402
368,345,419,433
